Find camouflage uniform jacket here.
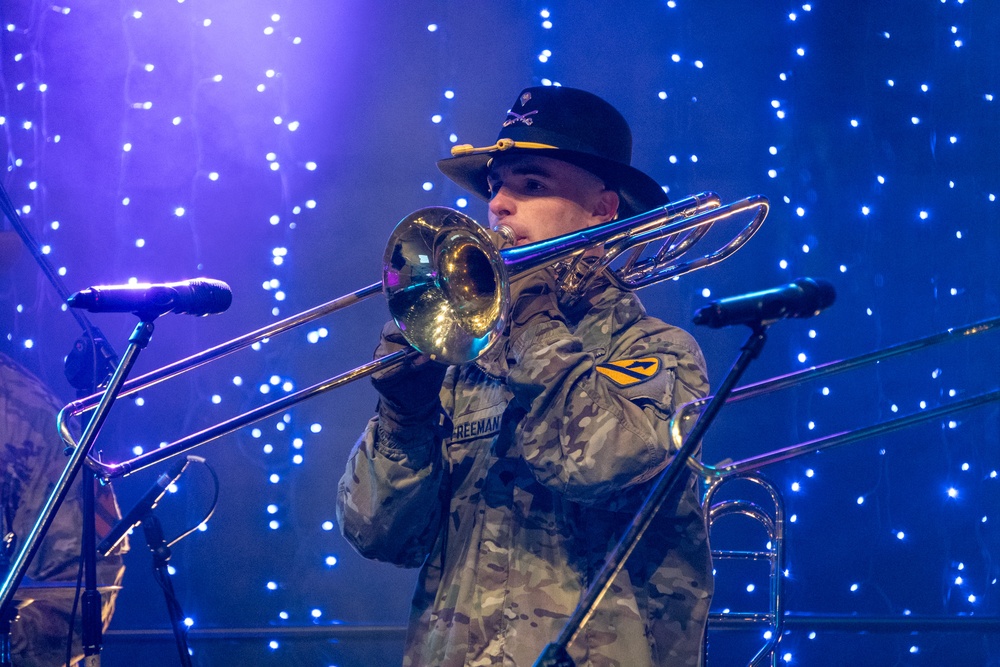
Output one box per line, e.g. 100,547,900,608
338,280,713,667
1,353,125,666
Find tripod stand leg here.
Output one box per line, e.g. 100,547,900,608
143,516,193,667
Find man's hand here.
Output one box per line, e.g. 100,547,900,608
371,320,447,421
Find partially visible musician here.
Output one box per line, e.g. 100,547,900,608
1,346,126,665
338,86,713,666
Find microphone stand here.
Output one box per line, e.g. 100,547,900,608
0,177,126,665
533,323,771,667
0,181,120,393
0,318,158,666
142,515,193,667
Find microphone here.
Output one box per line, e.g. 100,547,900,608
67,278,232,318
693,277,836,329
98,456,192,557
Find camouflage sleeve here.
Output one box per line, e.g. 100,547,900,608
1,353,126,667
336,369,456,567
506,301,708,508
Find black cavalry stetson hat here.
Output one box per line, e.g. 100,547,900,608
437,86,669,219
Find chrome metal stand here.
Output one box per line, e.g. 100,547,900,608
0,319,157,666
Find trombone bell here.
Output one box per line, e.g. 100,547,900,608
384,207,508,365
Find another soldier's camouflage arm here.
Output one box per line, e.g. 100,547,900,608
336,374,454,567
506,302,708,507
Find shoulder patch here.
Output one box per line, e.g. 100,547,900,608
596,357,661,387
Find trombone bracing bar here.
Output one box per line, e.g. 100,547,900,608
58,191,769,480
670,315,1000,479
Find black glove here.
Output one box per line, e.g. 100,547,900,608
371,320,447,422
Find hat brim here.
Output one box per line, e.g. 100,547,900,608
437,147,669,220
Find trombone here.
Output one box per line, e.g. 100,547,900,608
670,315,1000,479
58,191,769,480
673,315,1000,666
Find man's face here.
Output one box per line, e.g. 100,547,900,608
486,155,620,246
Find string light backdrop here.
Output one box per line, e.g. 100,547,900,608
1,1,996,665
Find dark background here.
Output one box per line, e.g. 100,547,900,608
1,1,997,665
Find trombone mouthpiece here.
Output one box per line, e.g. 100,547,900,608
492,224,517,248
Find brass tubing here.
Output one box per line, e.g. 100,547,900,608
695,388,1000,479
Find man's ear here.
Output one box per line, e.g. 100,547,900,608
593,189,620,222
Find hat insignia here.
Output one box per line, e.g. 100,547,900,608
520,91,532,106
502,109,537,127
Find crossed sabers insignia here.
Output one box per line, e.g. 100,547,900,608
502,110,538,127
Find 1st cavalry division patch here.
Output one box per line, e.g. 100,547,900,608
596,357,661,387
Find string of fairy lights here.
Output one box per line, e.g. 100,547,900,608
1,0,996,665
